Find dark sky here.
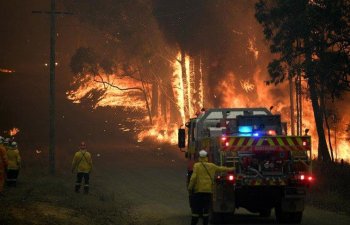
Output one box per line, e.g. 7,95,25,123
0,0,132,150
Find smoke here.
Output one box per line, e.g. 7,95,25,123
153,0,266,106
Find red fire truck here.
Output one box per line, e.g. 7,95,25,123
178,108,313,224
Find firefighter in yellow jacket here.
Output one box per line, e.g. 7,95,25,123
188,150,234,225
6,141,21,187
72,141,92,194
0,137,8,196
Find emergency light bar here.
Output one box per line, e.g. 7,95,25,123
239,126,253,133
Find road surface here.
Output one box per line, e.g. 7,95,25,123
91,142,350,225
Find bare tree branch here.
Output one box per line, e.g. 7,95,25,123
93,77,143,92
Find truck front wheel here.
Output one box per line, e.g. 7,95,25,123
210,212,234,224
275,207,303,224
289,211,303,224
259,209,272,218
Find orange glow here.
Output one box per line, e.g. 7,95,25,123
248,37,259,60
66,50,350,161
0,68,15,73
240,79,255,92
9,127,20,136
66,73,145,109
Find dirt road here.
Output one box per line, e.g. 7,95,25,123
92,142,350,225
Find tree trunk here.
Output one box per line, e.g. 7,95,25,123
151,82,159,117
160,80,167,123
308,77,331,161
289,74,295,135
320,90,334,162
138,68,153,125
193,54,202,112
181,49,190,120
166,79,182,124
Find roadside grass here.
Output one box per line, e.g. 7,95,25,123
0,166,139,225
307,161,350,215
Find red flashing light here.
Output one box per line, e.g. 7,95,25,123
227,174,235,183
221,137,227,141
298,174,314,182
267,130,276,136
225,142,229,147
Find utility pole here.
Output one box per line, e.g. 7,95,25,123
49,0,56,176
33,1,72,175
289,74,295,136
296,40,303,136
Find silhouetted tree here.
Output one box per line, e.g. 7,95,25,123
256,0,350,161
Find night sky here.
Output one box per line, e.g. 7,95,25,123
0,0,129,150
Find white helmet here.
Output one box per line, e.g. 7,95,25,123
0,136,3,143
11,142,17,147
199,150,208,157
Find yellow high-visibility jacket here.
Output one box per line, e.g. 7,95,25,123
188,157,234,193
0,145,8,170
7,147,21,170
72,150,92,173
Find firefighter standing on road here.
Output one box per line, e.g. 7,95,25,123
0,137,8,196
188,150,234,225
72,142,92,194
6,141,21,187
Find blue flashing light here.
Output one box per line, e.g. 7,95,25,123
253,132,260,137
238,126,253,133
239,133,251,137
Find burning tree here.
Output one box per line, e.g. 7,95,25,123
255,0,350,162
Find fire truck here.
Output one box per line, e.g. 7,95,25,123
178,108,313,224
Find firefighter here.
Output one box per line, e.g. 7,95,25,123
72,141,92,194
6,141,21,187
188,150,234,225
0,137,8,196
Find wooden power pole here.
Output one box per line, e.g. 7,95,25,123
33,1,72,175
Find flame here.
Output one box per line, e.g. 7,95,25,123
137,117,179,144
216,66,350,161
248,37,259,60
66,73,145,109
66,50,350,161
240,79,255,92
9,127,20,136
0,68,15,73
172,53,186,125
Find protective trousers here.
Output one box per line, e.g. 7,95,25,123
75,172,90,194
6,169,19,187
0,170,5,192
191,192,211,225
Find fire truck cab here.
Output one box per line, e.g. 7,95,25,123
178,108,313,224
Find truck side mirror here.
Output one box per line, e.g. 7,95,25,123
178,128,186,148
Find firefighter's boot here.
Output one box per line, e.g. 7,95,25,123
202,216,209,225
84,185,89,194
75,184,81,193
191,215,199,225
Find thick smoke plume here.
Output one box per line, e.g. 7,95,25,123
153,0,269,106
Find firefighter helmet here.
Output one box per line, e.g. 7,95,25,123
199,150,207,157
11,142,17,147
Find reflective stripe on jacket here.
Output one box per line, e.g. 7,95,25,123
72,150,92,173
0,145,8,170
188,157,234,193
7,147,21,170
